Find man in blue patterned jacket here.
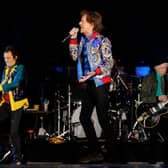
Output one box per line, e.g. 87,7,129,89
69,10,113,163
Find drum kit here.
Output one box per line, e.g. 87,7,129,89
43,66,151,144
47,72,142,143
108,71,134,141
48,84,103,143
71,104,102,138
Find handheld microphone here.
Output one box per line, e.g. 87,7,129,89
61,28,79,43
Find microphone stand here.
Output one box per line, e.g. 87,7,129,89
67,84,72,140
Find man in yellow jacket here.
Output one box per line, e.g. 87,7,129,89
0,45,29,166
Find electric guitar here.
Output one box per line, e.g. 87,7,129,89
135,100,168,128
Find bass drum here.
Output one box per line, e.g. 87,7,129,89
71,102,102,138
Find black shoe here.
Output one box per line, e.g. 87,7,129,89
79,152,104,163
0,149,12,163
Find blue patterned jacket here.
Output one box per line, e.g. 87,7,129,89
69,32,113,87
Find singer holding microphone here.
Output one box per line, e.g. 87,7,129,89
69,10,114,163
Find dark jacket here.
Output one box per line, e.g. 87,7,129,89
141,71,168,103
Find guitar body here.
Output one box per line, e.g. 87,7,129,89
135,102,168,128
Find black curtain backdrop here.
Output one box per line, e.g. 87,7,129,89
0,1,168,106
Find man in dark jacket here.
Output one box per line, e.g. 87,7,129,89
140,56,168,163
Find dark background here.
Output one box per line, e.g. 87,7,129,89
0,1,168,106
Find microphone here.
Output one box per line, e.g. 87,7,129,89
61,28,79,43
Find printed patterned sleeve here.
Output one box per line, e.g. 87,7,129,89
69,38,79,61
1,65,25,93
98,37,113,74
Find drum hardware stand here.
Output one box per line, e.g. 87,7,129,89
134,80,143,109
128,86,148,142
116,73,129,91
56,84,72,140
67,84,72,140
127,80,148,141
127,113,148,142
52,91,63,136
114,105,127,140
117,111,123,140
117,73,129,140
38,116,49,137
109,73,129,140
118,110,122,139
36,96,49,137
49,91,67,141
56,91,61,136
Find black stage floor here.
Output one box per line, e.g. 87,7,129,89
0,162,168,168
0,137,168,167
23,138,168,162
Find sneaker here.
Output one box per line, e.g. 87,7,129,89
80,152,104,163
0,149,12,163
15,160,21,166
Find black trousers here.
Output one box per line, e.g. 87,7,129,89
0,102,10,148
79,81,113,152
0,102,23,160
10,107,23,160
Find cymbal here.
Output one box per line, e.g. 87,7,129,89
48,136,65,144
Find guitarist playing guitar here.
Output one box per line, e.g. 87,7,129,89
137,55,168,163
139,57,168,129
133,54,167,136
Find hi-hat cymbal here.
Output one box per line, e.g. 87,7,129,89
48,136,65,144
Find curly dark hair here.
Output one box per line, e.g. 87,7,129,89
4,45,18,58
80,10,103,32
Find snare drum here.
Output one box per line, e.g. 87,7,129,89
71,103,102,138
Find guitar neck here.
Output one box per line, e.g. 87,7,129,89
151,100,168,115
